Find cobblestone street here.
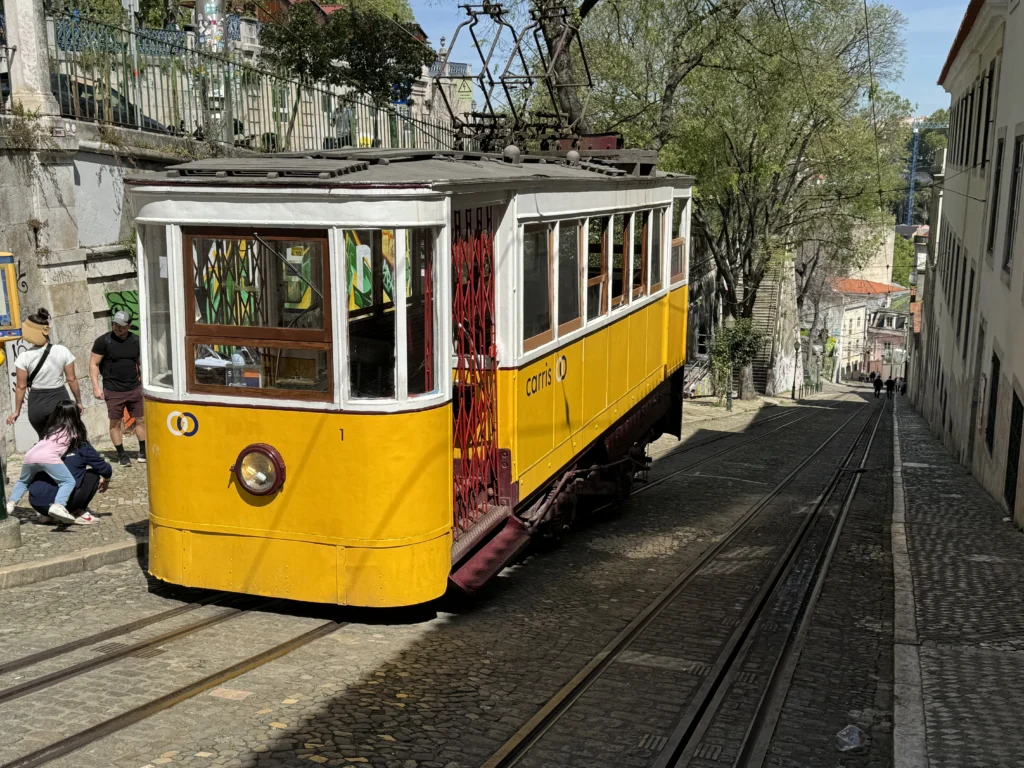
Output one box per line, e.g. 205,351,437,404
1,388,1023,768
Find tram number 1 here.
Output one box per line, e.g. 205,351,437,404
339,428,344,441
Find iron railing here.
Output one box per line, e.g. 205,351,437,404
41,10,454,152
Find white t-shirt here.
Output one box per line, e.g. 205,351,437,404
14,344,76,390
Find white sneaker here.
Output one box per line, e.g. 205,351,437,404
5,501,13,515
48,504,76,524
73,511,98,525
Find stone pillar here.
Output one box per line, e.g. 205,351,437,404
4,0,60,116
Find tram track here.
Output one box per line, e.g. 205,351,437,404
481,395,878,768
0,619,347,768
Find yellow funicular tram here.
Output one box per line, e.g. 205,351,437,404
127,147,692,607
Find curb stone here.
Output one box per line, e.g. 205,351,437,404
0,537,148,591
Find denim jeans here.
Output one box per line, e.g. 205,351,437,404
10,462,76,507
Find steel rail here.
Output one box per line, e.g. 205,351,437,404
0,599,266,706
656,401,886,768
738,401,886,767
0,620,346,768
481,397,871,768
0,591,232,677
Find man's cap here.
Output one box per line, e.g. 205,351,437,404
112,311,132,327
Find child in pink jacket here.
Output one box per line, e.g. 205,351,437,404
7,401,88,524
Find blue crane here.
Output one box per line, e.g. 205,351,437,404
905,119,949,225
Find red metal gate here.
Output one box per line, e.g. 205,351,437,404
451,206,499,540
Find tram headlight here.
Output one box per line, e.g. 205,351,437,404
233,444,286,496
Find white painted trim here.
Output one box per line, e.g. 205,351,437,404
168,225,186,400
330,228,346,407
137,227,152,391
552,220,561,339
396,229,409,402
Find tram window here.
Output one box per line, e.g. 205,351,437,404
650,209,664,291
558,220,583,334
191,343,329,394
346,229,397,399
633,210,648,299
406,228,436,396
671,199,688,284
184,228,333,401
611,214,627,309
587,217,609,321
190,234,327,332
142,225,173,389
523,224,554,351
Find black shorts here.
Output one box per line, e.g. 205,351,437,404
104,386,144,421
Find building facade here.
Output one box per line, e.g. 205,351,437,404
912,0,1024,523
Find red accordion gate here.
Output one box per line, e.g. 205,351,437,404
451,206,500,540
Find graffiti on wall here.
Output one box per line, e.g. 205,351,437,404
105,290,140,332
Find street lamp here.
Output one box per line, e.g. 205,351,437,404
725,316,735,412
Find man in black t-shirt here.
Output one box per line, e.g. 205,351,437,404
91,311,146,466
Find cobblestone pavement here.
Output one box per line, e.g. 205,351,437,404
0,450,149,568
0,390,867,768
895,400,1024,767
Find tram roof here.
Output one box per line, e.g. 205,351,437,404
126,149,694,191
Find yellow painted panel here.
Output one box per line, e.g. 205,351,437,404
514,355,556,470
667,285,688,372
607,316,630,405
552,343,584,451
647,298,667,377
582,331,609,425
497,369,518,474
186,530,340,604
345,534,452,607
628,308,648,390
148,523,183,584
145,400,451,546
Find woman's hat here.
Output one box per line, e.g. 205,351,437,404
22,319,49,346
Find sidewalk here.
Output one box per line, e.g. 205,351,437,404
0,453,149,589
893,400,1024,767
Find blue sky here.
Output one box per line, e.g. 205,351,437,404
409,0,965,118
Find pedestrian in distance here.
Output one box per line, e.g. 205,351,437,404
900,378,907,396
873,377,883,398
27,434,110,525
6,308,85,437
885,376,896,399
90,311,146,466
6,401,89,525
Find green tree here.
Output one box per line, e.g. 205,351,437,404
710,318,769,401
892,234,914,287
259,1,433,103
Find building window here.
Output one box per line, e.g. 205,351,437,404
557,220,583,334
142,226,173,390
523,224,554,351
650,208,664,291
632,210,648,299
1005,136,1024,272
963,268,975,362
956,254,968,342
185,229,332,400
611,213,628,308
405,229,436,397
587,217,609,320
986,352,1001,453
988,138,1005,255
982,60,995,170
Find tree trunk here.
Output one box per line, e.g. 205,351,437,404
738,363,755,400
537,9,591,134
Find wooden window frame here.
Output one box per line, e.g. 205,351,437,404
632,210,649,300
650,208,666,293
557,219,585,336
586,216,610,320
523,223,555,353
670,199,688,285
183,227,333,402
611,213,629,310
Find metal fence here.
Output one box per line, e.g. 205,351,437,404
41,11,454,152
